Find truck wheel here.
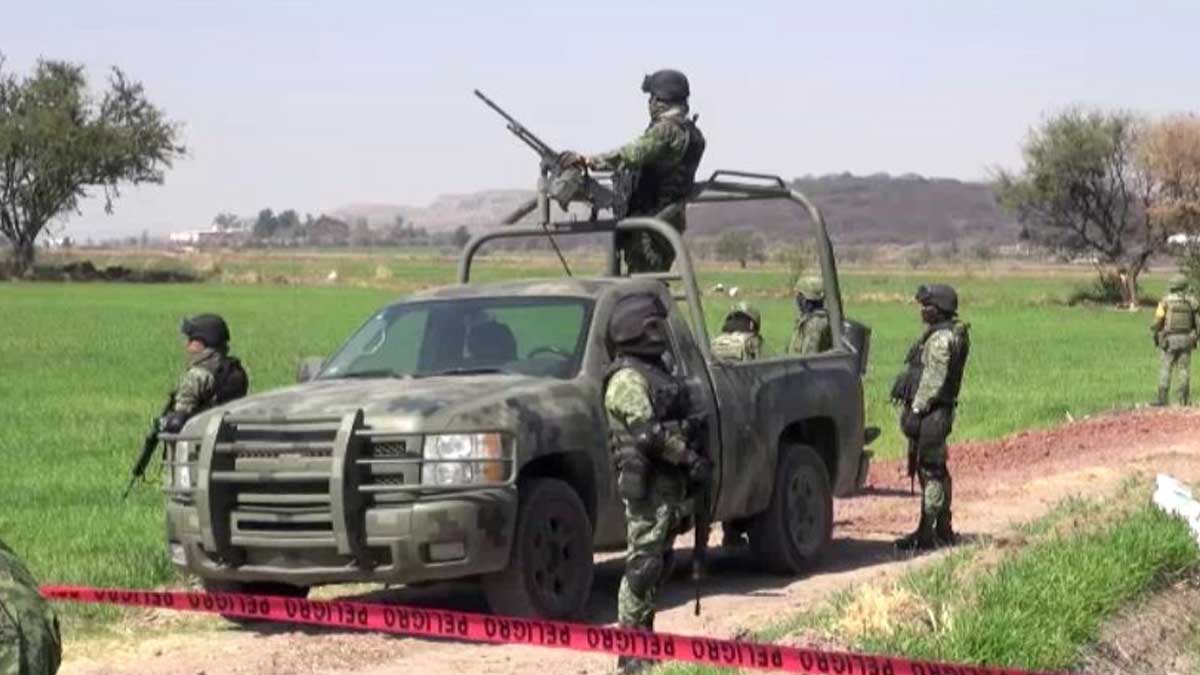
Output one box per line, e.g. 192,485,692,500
201,580,310,624
748,443,833,574
482,477,594,620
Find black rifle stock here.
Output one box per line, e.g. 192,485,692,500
122,393,176,499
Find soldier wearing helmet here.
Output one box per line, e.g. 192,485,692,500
710,301,764,362
560,69,706,273
161,314,250,432
1151,273,1199,406
603,293,710,674
889,284,971,551
788,276,833,355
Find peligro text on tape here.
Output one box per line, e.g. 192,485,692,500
42,585,1075,675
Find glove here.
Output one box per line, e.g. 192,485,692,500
557,151,586,170
159,411,189,434
684,451,712,486
900,407,923,439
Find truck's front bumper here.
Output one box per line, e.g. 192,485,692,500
162,410,518,587
167,489,516,585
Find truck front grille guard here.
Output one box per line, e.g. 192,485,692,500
163,410,516,569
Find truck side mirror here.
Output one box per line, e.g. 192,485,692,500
296,356,325,383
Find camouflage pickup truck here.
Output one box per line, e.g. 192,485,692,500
161,172,874,620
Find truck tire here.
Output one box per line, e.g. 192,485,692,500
201,580,310,624
482,477,594,620
748,443,833,574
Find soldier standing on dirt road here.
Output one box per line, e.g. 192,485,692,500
160,314,250,433
1151,274,1199,406
788,276,833,355
604,293,711,674
559,69,706,273
0,539,61,675
891,284,971,551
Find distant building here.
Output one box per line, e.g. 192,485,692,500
168,223,249,248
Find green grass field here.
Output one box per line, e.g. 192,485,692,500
0,255,1173,624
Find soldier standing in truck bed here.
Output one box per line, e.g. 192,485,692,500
560,69,706,273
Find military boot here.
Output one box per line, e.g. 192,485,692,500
1155,386,1168,407
894,513,937,552
935,510,958,546
1181,386,1190,406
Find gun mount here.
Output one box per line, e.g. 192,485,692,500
474,89,626,225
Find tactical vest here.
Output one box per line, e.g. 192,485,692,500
627,116,706,219
890,321,970,407
1164,293,1197,334
792,311,832,353
604,356,688,451
710,332,759,361
197,355,250,409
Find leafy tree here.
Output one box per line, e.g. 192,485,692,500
995,109,1161,308
0,56,183,274
212,212,241,231
276,209,301,238
253,208,277,239
451,225,471,249
714,230,765,268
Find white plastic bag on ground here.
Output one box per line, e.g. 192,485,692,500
1152,473,1200,546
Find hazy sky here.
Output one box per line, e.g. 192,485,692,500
4,0,1198,238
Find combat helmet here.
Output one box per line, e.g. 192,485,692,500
725,301,761,332
608,293,669,358
182,313,231,349
794,276,825,300
1170,273,1189,291
641,69,690,103
915,284,958,315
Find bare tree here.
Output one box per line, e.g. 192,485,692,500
0,56,184,274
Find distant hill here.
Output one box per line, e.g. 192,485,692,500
332,172,1018,245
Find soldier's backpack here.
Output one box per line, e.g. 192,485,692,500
208,356,250,407
710,332,759,362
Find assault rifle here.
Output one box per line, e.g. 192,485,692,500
122,393,176,499
473,89,623,225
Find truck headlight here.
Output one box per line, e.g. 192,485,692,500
422,433,507,486
174,441,193,489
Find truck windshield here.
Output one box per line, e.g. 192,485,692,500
318,296,594,381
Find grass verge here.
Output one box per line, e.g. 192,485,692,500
658,491,1199,674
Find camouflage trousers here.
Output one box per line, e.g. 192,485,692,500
1159,348,1192,401
1,542,62,675
619,231,676,274
918,463,952,523
912,407,954,525
618,473,687,629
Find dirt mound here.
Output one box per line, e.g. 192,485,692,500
1076,573,1200,675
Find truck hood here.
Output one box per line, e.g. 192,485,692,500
184,373,561,434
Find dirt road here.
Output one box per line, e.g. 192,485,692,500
61,408,1200,675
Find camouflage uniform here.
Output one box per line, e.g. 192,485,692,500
710,303,764,361
589,102,705,273
789,277,832,355
174,348,224,415
892,285,970,550
605,367,692,629
0,539,61,675
789,311,831,355
1152,276,1199,406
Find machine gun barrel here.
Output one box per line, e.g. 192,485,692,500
473,89,556,159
